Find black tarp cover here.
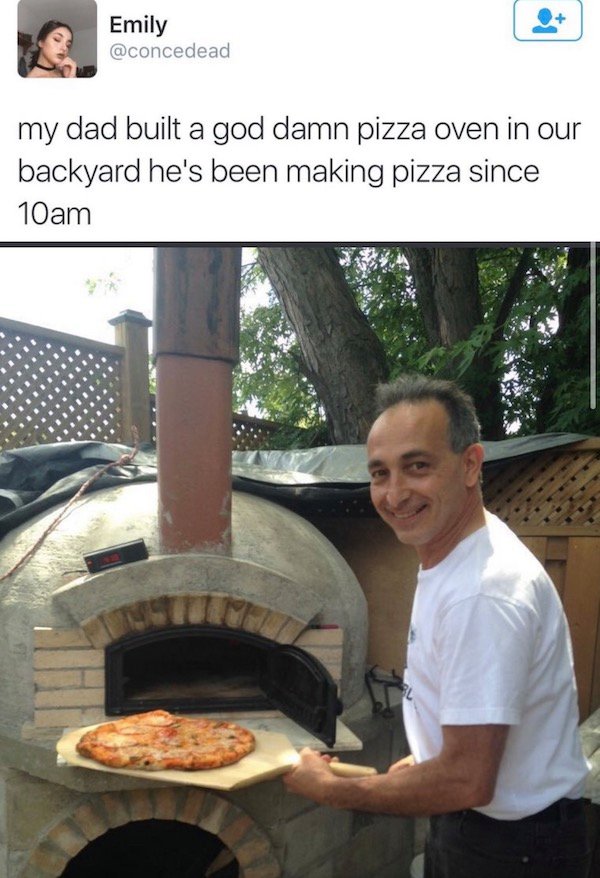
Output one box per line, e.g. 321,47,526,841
0,433,590,540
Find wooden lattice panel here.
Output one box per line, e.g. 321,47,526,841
232,412,280,450
0,318,123,449
483,443,600,528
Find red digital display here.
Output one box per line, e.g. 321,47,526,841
84,539,148,573
100,552,123,567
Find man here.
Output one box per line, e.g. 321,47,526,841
284,375,590,877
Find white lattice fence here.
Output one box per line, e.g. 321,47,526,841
2,315,288,453
0,317,124,449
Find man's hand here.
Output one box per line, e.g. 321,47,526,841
387,754,415,774
283,748,337,802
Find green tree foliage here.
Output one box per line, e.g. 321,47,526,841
234,246,597,445
85,271,121,296
233,261,328,446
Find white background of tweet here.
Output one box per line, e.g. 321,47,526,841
3,0,597,242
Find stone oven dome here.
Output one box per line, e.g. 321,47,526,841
0,482,367,737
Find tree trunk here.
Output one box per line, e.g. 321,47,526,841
404,248,482,347
257,247,389,443
535,247,593,431
403,247,505,439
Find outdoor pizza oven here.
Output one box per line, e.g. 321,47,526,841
0,479,367,740
0,249,413,878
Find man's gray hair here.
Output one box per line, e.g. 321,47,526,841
374,374,481,452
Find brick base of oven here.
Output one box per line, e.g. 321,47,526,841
1,698,415,878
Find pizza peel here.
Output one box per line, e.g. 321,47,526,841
56,723,377,791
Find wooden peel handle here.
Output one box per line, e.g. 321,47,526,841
328,761,377,778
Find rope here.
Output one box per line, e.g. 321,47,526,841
0,428,140,584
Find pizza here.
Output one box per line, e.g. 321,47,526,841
76,709,255,771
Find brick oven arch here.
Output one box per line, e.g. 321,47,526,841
80,593,307,648
22,787,281,878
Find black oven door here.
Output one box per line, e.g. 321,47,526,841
260,644,342,748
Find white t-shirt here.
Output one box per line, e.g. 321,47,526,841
403,511,589,819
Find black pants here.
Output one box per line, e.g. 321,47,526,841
425,798,591,878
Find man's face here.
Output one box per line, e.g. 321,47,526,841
367,400,483,564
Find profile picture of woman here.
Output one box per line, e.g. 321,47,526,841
18,0,97,78
27,19,76,77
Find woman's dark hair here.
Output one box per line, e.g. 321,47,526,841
29,20,73,70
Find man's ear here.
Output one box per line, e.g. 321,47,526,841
463,442,485,487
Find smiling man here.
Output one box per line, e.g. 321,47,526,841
284,375,590,878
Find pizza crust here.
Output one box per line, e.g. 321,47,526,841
76,709,256,771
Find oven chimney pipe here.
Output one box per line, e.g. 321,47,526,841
154,247,241,553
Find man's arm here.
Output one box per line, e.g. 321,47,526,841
283,724,509,817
